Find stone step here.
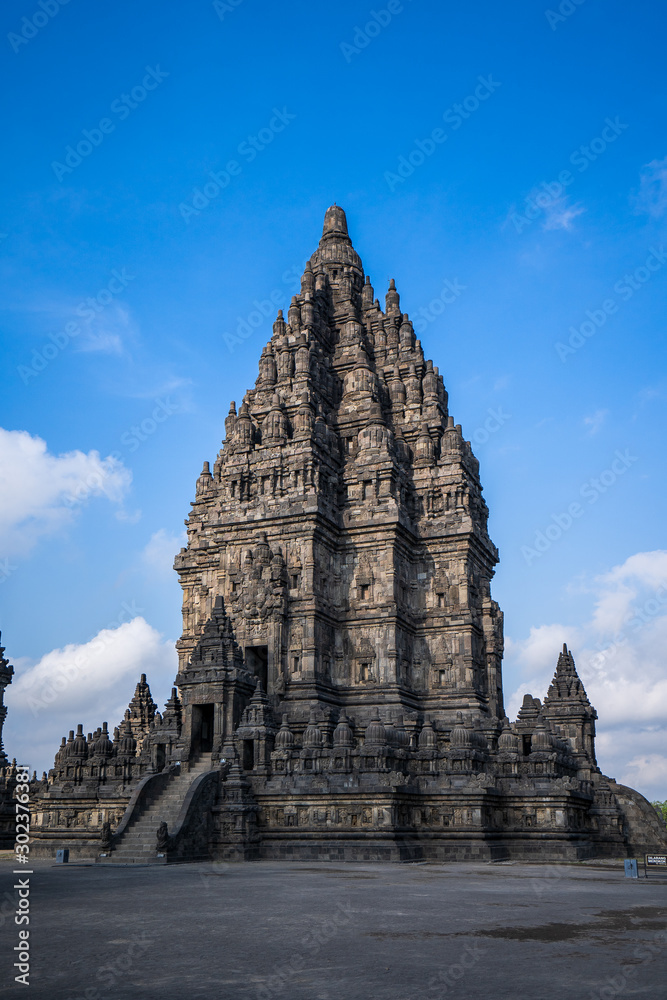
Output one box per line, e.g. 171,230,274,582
131,799,184,815
130,814,180,828
136,804,179,814
141,804,181,810
111,759,216,861
132,821,173,828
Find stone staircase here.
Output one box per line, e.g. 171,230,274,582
108,756,214,863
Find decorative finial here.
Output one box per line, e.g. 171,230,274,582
322,205,348,238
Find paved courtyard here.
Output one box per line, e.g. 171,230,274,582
0,858,665,999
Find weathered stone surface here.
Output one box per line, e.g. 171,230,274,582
28,207,667,862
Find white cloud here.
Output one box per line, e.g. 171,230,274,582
598,549,667,590
542,197,586,231
622,753,667,794
505,550,667,802
0,428,132,559
116,507,142,525
583,408,609,436
4,617,177,775
75,303,135,356
124,376,194,403
638,379,667,407
591,550,667,632
634,156,667,219
141,528,187,578
77,331,124,355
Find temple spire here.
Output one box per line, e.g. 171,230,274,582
321,204,349,239
542,644,598,765
550,643,588,694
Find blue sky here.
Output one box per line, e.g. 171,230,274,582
1,0,666,797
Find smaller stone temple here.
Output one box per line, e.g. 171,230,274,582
22,206,667,863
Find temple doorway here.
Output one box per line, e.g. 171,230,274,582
192,703,215,754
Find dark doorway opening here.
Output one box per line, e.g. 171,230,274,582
245,645,268,691
242,739,254,771
192,703,215,755
153,744,165,772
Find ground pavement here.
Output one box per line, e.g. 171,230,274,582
0,857,665,999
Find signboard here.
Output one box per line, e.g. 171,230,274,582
645,854,667,878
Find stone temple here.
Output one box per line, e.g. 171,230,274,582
28,206,667,862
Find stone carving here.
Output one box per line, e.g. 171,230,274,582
100,821,112,850
156,821,170,852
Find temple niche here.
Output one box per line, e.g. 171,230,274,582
27,207,667,863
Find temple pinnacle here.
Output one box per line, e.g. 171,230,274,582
322,204,348,239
